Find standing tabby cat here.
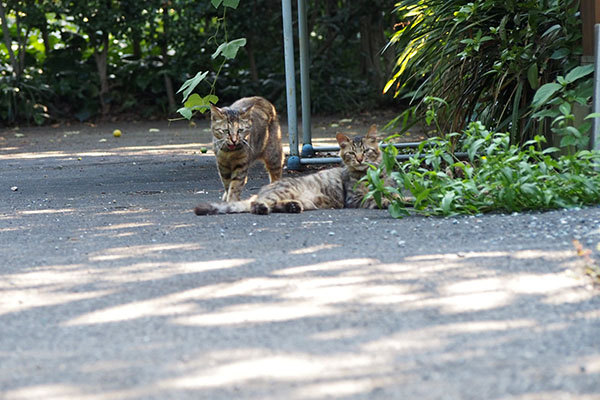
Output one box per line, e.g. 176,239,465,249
194,125,390,215
210,96,283,202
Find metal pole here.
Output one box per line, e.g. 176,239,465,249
298,0,314,158
281,0,300,169
592,24,600,152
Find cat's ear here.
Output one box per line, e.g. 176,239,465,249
239,105,254,119
210,104,225,120
336,132,351,149
366,124,378,142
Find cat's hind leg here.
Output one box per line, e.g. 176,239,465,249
263,123,284,182
262,153,283,183
272,200,303,213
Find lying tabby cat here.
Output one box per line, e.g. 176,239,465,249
210,96,283,202
194,125,390,215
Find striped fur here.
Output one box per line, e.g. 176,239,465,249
195,124,387,215
210,96,283,202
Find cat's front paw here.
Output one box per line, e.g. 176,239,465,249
284,200,303,213
251,201,270,215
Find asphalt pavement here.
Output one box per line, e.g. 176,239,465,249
1,119,599,400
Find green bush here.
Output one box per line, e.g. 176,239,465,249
385,0,583,144
365,121,600,218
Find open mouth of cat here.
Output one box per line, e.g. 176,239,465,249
227,143,241,150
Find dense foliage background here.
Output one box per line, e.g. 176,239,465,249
385,0,588,145
0,0,396,126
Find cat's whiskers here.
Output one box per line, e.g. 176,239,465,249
214,138,227,152
241,137,253,151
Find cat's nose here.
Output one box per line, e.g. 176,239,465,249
356,155,364,163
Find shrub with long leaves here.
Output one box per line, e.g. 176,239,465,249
385,0,582,144
365,121,600,218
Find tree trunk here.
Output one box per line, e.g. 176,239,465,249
246,0,259,82
161,5,176,111
0,2,18,77
40,21,51,56
246,35,259,82
359,10,390,91
132,36,142,59
93,32,110,115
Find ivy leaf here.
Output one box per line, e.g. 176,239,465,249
177,107,193,120
184,93,204,108
205,94,219,105
176,71,208,103
211,0,223,8
223,0,240,8
212,38,247,60
184,94,220,114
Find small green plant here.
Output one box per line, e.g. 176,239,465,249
175,0,246,119
365,121,600,218
531,64,596,151
0,69,52,125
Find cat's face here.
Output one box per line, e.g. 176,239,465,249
210,105,253,150
336,125,381,171
336,125,380,172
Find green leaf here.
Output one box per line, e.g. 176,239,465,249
560,135,577,147
176,71,209,103
558,102,571,115
565,64,595,84
584,112,600,120
205,94,219,104
532,109,560,120
223,0,240,7
520,183,539,197
212,38,247,60
383,146,398,174
542,24,562,38
441,191,455,214
565,126,582,138
532,83,562,109
177,107,193,120
183,94,217,113
184,93,204,108
211,0,222,8
414,188,432,208
550,48,570,60
527,63,539,90
388,203,408,219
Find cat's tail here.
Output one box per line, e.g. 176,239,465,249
194,196,255,215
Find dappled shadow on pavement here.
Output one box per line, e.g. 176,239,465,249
1,215,599,400
1,122,599,400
